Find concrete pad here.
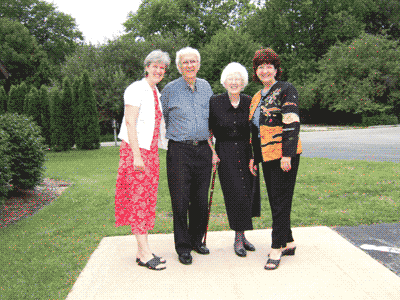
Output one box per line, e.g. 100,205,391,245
66,226,400,300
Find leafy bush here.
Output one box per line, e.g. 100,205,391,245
0,113,46,191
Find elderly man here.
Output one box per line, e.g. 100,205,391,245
161,47,216,265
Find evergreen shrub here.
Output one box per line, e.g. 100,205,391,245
76,71,100,150
0,128,12,203
40,86,52,147
0,86,7,114
361,113,399,126
0,113,46,191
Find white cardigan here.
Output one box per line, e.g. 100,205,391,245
118,78,163,150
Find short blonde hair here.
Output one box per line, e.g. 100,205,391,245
175,47,201,73
220,62,249,88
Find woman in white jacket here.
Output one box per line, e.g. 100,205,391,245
115,50,170,271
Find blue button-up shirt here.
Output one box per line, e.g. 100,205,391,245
161,77,213,141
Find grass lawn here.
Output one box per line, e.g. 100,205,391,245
1,147,399,299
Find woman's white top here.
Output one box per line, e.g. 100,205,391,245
118,78,163,150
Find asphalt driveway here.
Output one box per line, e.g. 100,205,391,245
300,126,400,163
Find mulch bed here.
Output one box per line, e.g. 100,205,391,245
0,178,73,229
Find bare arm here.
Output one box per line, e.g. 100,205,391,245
125,104,145,172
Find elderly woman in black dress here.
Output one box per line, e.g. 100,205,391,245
209,62,261,257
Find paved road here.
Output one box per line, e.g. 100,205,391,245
332,223,400,276
300,126,400,163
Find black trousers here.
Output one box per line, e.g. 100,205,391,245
262,154,300,249
167,140,212,255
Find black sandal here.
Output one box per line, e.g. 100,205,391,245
264,258,281,270
137,257,166,271
136,253,166,264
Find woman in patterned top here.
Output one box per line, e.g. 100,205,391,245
115,50,170,271
249,48,302,270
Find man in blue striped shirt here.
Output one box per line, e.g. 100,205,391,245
161,47,216,265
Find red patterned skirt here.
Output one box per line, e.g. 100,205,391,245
114,141,160,234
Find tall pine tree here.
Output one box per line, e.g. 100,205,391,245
62,77,74,149
40,86,51,147
50,88,69,151
0,86,7,114
18,82,28,114
26,87,42,127
7,84,19,113
76,71,100,150
72,77,80,147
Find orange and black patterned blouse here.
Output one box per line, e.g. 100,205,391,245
249,81,302,163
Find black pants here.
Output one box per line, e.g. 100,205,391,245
167,140,212,255
262,155,300,249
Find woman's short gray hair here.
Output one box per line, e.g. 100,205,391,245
144,50,171,69
175,47,201,73
220,62,249,88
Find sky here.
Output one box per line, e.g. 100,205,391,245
49,0,142,44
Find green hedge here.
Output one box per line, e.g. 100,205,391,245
0,113,46,193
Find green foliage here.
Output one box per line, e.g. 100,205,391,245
7,84,25,114
198,28,262,96
246,0,364,59
72,77,80,146
0,113,45,190
361,113,398,126
60,33,187,125
302,32,400,115
0,128,12,201
123,0,254,48
50,88,70,151
0,17,51,88
0,86,6,114
39,86,51,147
0,0,84,67
362,0,400,40
62,78,74,149
75,71,100,150
25,87,42,127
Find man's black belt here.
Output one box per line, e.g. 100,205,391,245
174,140,208,146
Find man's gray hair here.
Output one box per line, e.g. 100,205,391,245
175,47,201,73
144,50,171,68
220,62,249,88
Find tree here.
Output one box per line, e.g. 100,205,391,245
75,71,100,150
60,33,187,127
198,28,262,95
0,17,51,90
50,88,69,151
123,0,254,47
25,87,42,127
72,77,80,146
300,32,400,121
0,86,6,114
61,77,74,149
0,0,84,66
7,83,27,114
246,0,366,61
39,85,51,147
362,0,400,40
